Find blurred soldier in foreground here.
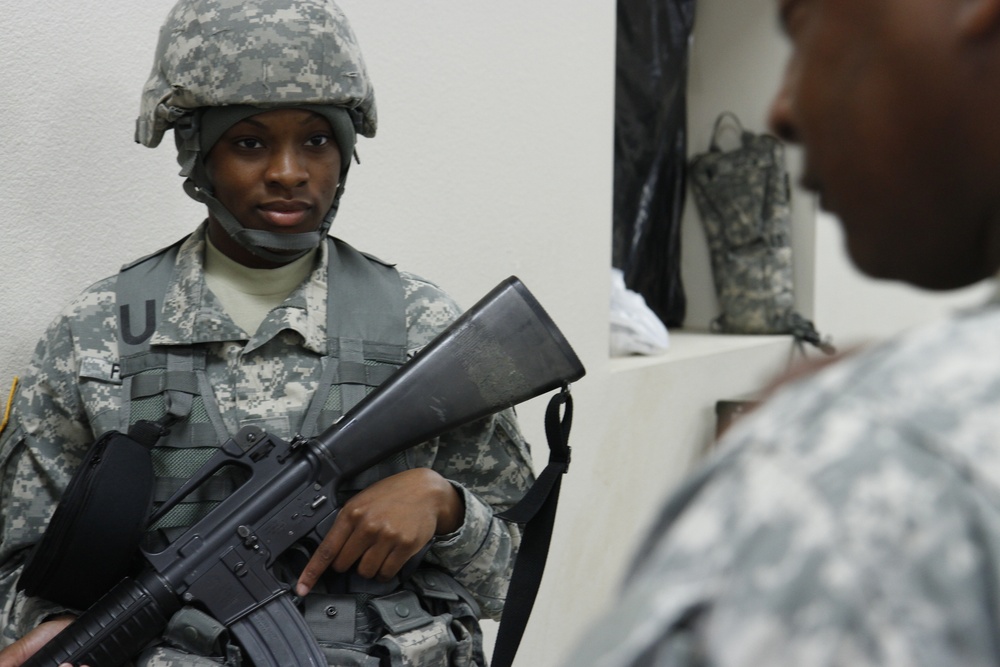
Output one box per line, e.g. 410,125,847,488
563,0,1000,664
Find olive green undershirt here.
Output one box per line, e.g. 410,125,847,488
204,235,317,336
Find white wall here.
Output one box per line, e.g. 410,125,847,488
1,2,201,381
1,1,992,665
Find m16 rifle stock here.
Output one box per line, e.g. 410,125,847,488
24,276,585,667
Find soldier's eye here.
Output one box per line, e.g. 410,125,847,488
305,135,331,147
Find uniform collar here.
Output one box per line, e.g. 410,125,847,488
150,222,329,355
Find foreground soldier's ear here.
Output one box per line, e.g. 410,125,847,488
957,0,1000,39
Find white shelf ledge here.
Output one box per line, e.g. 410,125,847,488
610,330,795,373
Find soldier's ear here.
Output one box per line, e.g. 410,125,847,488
957,0,1000,39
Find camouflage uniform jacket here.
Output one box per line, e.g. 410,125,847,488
0,224,533,647
563,294,1000,667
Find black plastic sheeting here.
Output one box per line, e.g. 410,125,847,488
612,0,696,328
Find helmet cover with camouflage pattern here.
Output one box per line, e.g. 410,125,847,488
135,0,377,148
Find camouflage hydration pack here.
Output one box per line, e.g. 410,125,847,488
689,113,831,352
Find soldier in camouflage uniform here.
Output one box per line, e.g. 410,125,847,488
563,0,1000,665
0,1,533,665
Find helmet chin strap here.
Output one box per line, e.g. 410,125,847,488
182,178,341,264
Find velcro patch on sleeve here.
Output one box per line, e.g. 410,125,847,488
78,357,123,384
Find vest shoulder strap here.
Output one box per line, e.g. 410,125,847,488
116,237,187,355
325,236,406,355
298,237,408,441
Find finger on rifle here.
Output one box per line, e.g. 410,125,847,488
329,505,377,574
328,498,426,579
354,536,399,582
296,514,352,596
375,544,416,583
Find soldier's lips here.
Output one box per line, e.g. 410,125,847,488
258,203,311,227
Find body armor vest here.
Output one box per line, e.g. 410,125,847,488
115,236,410,535
116,238,486,665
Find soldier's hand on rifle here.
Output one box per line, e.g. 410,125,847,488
0,616,81,667
296,468,464,594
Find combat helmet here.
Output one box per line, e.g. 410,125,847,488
135,0,377,262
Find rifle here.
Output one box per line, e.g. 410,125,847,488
23,276,585,667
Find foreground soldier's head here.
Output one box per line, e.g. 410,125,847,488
767,0,1000,290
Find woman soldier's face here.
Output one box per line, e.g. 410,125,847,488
205,108,342,268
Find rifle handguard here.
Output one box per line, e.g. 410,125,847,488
24,570,181,667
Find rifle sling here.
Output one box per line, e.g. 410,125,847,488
492,385,574,667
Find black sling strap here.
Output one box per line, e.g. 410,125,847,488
492,385,574,667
